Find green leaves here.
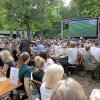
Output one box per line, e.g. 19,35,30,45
71,0,100,17
0,0,99,38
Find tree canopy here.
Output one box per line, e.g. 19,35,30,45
0,0,99,38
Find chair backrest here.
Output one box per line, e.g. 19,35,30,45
77,52,84,64
31,80,41,90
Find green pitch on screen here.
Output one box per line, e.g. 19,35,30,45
68,19,97,37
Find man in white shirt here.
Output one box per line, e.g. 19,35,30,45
67,42,78,65
91,42,100,62
67,48,78,65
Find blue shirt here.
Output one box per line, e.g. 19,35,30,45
36,44,45,52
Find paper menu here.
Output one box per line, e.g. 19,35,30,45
9,67,19,85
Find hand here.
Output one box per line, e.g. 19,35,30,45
1,69,6,76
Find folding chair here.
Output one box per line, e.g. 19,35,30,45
31,80,41,100
31,80,41,90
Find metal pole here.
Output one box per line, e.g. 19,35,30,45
98,18,100,38
61,21,63,39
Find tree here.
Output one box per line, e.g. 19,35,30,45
4,0,63,39
0,0,8,29
69,0,100,17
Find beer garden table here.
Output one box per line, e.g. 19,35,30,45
0,78,22,97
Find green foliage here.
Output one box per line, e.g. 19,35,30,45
0,0,99,38
70,0,100,17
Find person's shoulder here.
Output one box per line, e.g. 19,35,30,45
24,66,32,77
23,64,32,71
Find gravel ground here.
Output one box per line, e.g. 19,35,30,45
69,75,100,98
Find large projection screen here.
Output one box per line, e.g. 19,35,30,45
68,18,97,37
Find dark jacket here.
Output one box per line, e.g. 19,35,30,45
32,69,44,82
19,39,31,54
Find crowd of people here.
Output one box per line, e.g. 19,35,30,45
0,37,100,100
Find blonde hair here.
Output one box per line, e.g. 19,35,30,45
43,64,64,89
17,52,30,69
34,56,45,69
1,50,14,61
51,78,87,100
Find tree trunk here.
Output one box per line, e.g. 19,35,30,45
26,23,31,40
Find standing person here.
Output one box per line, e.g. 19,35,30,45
40,64,64,100
19,38,31,54
17,52,32,100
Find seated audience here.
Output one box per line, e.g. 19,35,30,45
39,50,54,72
91,41,100,62
51,78,87,100
40,64,64,100
17,52,32,100
83,45,99,69
67,42,78,74
67,42,78,65
1,50,15,78
32,56,45,82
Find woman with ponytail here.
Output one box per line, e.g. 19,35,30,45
17,52,32,100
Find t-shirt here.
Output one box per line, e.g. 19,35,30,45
91,46,100,62
67,48,78,64
18,64,32,90
19,64,32,83
32,69,44,82
40,83,52,100
83,51,98,69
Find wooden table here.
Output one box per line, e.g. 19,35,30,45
0,78,22,96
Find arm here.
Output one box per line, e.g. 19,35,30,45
2,64,9,76
24,77,32,100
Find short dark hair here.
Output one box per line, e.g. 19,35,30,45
39,50,48,60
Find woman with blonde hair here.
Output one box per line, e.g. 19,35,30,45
17,52,32,100
51,78,87,100
32,56,45,82
1,50,15,77
40,64,64,100
34,56,45,69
